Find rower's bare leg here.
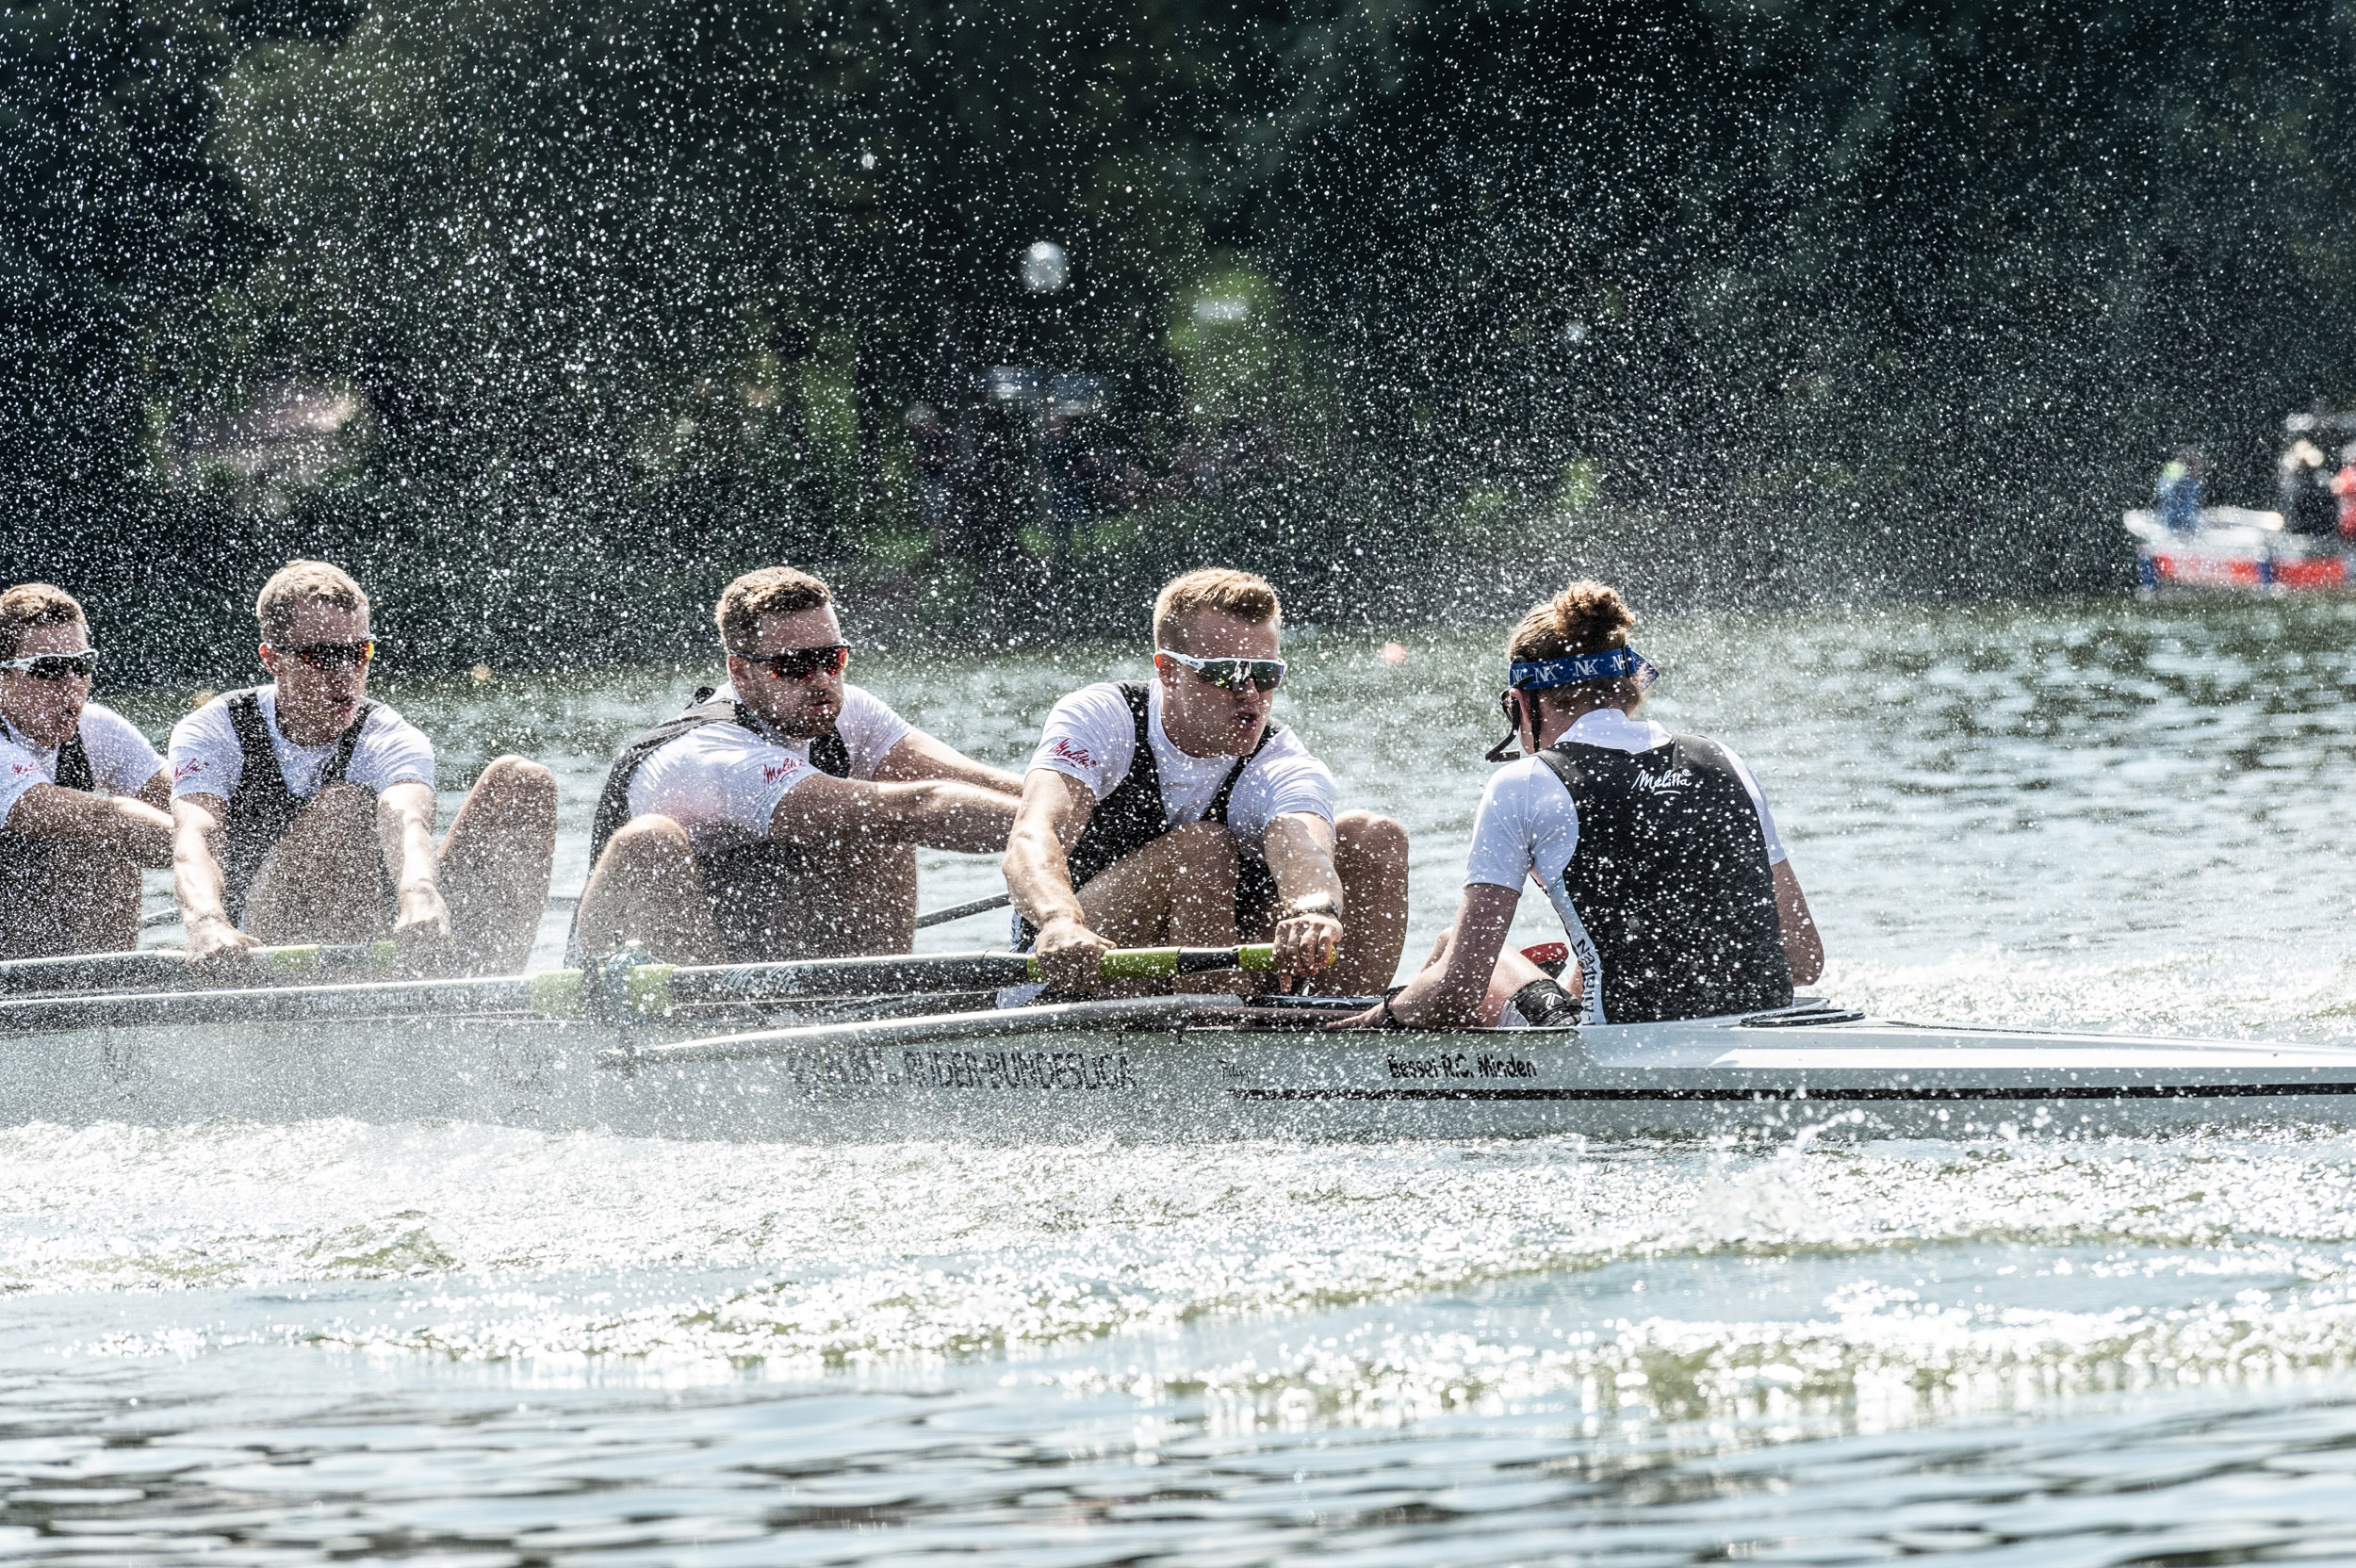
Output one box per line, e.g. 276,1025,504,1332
713,838,917,960
574,814,728,965
244,783,388,944
1,855,140,959
1073,822,1244,996
1415,924,1552,1025
435,756,558,974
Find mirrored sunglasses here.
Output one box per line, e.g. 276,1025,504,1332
1159,649,1286,693
737,643,850,680
0,649,99,680
270,640,375,669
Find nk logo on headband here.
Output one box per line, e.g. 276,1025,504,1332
1507,647,1661,693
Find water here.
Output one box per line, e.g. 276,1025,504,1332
15,593,2356,1563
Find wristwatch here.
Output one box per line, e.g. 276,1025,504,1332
1282,892,1341,920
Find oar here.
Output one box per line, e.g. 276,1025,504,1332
914,891,1011,930
600,994,1220,1070
0,940,403,996
0,944,1278,1035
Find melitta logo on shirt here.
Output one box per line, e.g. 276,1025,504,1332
1046,737,1098,769
762,758,802,784
1629,769,1694,795
172,760,207,783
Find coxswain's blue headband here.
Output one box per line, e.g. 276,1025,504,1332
1507,646,1660,693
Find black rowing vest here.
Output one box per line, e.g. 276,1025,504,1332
1020,681,1280,944
0,727,96,956
579,687,851,959
1535,734,1792,1024
219,688,391,924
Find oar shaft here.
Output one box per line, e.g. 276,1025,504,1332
912,891,1013,930
0,940,401,996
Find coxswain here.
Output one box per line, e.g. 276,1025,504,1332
1336,579,1822,1030
1003,567,1410,996
573,566,1023,963
169,561,557,972
0,583,173,959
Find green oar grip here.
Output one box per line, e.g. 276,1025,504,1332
1023,943,1278,982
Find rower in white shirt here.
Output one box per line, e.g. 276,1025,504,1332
1003,567,1410,998
169,560,557,974
572,566,1024,964
0,583,172,959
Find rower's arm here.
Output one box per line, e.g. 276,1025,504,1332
1261,811,1347,981
769,771,1019,855
172,792,261,960
375,782,450,953
1002,769,1095,925
1332,882,1521,1030
136,768,172,813
872,730,1024,794
3,782,173,866
1774,860,1823,986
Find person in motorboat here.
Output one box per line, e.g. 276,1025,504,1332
2281,438,2339,537
2155,450,2205,533
1004,567,1410,998
1333,579,1823,1031
170,560,557,974
0,582,173,960
574,565,1023,964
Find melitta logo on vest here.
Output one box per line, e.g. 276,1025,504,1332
1627,768,1695,795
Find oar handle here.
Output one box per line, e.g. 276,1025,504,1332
1060,944,1277,982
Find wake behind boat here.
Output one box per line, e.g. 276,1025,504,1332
6,980,2353,1142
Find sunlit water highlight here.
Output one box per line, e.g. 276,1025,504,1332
12,594,2356,1562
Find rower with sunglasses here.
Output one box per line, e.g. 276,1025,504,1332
168,560,558,973
1005,567,1410,998
573,565,1023,963
1333,579,1823,1032
0,582,174,960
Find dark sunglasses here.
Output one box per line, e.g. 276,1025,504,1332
735,643,850,680
1158,649,1287,693
268,640,375,670
0,649,99,680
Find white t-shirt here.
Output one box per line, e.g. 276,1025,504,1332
625,681,913,848
1026,681,1336,859
0,704,166,829
169,687,436,804
1464,708,1788,1022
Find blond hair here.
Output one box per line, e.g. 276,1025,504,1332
256,561,368,644
716,566,833,650
1509,579,1642,712
0,582,86,661
1152,568,1281,653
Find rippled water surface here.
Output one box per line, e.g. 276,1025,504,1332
18,593,2356,1563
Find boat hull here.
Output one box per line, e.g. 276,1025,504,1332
8,1010,2356,1142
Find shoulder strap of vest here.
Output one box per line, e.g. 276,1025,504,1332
320,699,379,788
55,728,92,793
225,689,275,787
1204,719,1284,825
810,728,852,778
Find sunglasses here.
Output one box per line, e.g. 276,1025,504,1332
1157,649,1287,693
734,643,850,680
0,649,99,680
268,640,376,670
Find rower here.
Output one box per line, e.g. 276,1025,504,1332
1004,567,1410,997
572,566,1023,964
1336,578,1822,1031
0,583,172,960
169,561,557,973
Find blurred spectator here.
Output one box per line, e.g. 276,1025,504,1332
2282,438,2338,536
2156,449,2205,532
2334,444,2356,540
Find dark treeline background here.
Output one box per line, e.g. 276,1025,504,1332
8,0,2356,675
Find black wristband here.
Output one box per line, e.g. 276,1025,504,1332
1378,985,1410,1029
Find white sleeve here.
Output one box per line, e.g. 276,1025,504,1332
168,699,245,801
0,735,46,826
1223,731,1337,848
835,685,915,780
1025,685,1137,803
1720,746,1789,866
77,705,165,797
347,708,437,793
1464,760,1579,891
627,725,810,837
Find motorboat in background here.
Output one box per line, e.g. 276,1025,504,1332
2124,412,2356,592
